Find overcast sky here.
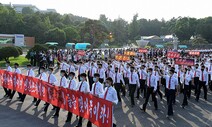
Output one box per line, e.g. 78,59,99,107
1,0,212,21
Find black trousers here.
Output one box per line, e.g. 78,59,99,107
66,112,73,121
182,85,189,106
166,89,175,116
155,81,163,99
136,79,146,98
194,77,199,95
188,81,192,99
35,99,41,106
142,87,158,111
88,76,94,90
3,87,10,96
10,90,22,99
196,81,207,101
54,107,60,116
129,84,136,105
178,77,183,93
114,83,121,101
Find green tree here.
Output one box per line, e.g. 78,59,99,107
63,27,80,43
128,14,140,40
44,27,66,46
22,7,34,15
80,19,108,48
0,46,20,62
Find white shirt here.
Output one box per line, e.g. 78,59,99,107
128,72,140,87
77,65,87,75
88,66,97,77
181,73,192,85
61,62,69,71
193,69,201,78
47,73,58,85
7,66,12,72
14,68,21,74
100,86,118,105
77,81,90,93
26,69,35,77
38,72,47,82
153,71,159,81
96,68,105,79
138,69,147,80
146,74,157,91
164,75,178,90
59,76,67,88
90,81,104,96
113,72,125,84
67,79,78,90
68,64,76,73
199,71,209,85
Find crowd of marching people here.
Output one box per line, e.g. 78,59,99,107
1,48,212,127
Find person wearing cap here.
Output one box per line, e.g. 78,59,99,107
65,71,78,123
99,77,118,127
9,63,22,100
113,67,125,102
3,61,12,97
34,67,47,106
43,67,58,112
76,73,90,127
86,73,104,127
140,68,158,112
52,70,68,118
20,64,35,102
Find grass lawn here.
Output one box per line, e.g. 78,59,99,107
0,56,30,67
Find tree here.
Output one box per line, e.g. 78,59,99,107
80,19,108,48
0,46,20,62
63,27,80,43
190,35,208,46
22,7,34,15
44,27,66,46
128,14,140,40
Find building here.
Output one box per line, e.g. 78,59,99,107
3,3,56,14
0,34,35,48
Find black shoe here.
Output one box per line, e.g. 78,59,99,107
32,100,37,103
34,103,38,107
155,108,158,110
52,107,56,110
3,94,8,97
43,108,47,113
140,107,146,112
65,119,71,122
195,99,198,102
181,105,185,109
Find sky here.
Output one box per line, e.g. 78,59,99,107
1,0,212,22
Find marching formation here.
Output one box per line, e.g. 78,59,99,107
1,48,212,127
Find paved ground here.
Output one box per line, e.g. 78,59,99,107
0,67,212,127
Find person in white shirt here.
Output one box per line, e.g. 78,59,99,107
181,69,192,108
65,72,78,123
99,77,118,127
87,73,104,127
196,66,208,101
88,62,97,90
43,67,58,112
96,63,105,83
113,67,125,102
20,64,35,102
75,61,87,81
186,66,193,99
77,73,90,127
67,60,76,73
10,63,22,100
34,67,47,106
193,64,200,95
136,65,147,99
3,61,12,97
128,66,140,107
53,70,68,118
140,68,158,112
163,69,179,118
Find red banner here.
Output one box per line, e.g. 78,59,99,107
77,50,85,56
138,48,148,53
167,52,180,58
115,55,130,61
189,51,200,56
175,58,194,66
0,70,112,127
124,51,136,56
